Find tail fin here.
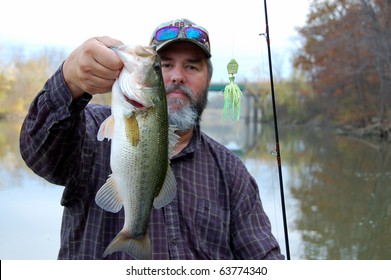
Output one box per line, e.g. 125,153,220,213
103,231,152,260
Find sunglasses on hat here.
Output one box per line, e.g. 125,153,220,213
154,26,209,45
150,19,211,57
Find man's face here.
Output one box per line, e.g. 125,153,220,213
158,41,210,132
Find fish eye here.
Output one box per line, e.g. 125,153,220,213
153,62,161,72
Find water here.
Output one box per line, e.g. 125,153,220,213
0,120,63,259
1,95,390,259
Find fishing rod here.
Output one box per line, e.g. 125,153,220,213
261,0,291,260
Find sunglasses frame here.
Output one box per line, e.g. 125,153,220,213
153,25,209,46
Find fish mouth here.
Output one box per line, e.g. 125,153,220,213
123,94,145,108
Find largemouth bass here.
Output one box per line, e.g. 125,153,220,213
95,45,178,260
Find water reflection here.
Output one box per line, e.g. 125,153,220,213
278,127,391,259
0,120,63,259
1,102,390,259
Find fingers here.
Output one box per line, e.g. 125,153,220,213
63,36,125,99
95,36,123,49
94,36,124,71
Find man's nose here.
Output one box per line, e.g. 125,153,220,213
170,67,186,84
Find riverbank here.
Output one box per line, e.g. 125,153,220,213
336,121,391,142
278,115,391,144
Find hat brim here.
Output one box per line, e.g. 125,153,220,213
155,38,211,58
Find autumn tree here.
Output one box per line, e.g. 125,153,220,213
3,56,53,117
294,0,391,128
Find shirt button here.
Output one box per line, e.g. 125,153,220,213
171,238,178,245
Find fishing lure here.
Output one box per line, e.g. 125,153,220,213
223,59,242,121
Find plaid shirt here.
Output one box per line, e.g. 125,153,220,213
19,66,284,260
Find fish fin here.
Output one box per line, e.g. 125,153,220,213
95,175,123,213
97,115,115,141
153,166,177,208
124,115,140,146
103,231,152,260
168,124,180,157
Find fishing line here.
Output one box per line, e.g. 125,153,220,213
260,0,291,260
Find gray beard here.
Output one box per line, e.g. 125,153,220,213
167,98,198,132
166,84,208,132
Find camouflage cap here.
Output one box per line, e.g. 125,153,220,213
149,18,211,58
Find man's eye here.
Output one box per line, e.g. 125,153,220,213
161,63,171,68
187,65,199,71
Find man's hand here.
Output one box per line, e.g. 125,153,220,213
63,36,124,99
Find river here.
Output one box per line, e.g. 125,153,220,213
1,92,390,259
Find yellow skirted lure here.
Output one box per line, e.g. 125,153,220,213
223,59,242,121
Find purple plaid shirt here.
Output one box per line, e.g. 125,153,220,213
19,66,284,260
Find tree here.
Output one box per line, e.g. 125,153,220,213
294,0,391,129
7,56,53,117
0,45,63,118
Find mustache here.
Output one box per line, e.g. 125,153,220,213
165,84,195,101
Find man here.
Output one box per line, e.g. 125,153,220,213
19,18,284,260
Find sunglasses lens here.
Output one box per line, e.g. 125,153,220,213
155,26,180,41
184,27,208,44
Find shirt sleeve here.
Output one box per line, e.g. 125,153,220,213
230,163,285,260
19,64,92,187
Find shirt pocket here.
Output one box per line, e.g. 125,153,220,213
195,198,231,259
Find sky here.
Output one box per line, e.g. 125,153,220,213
0,0,310,82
